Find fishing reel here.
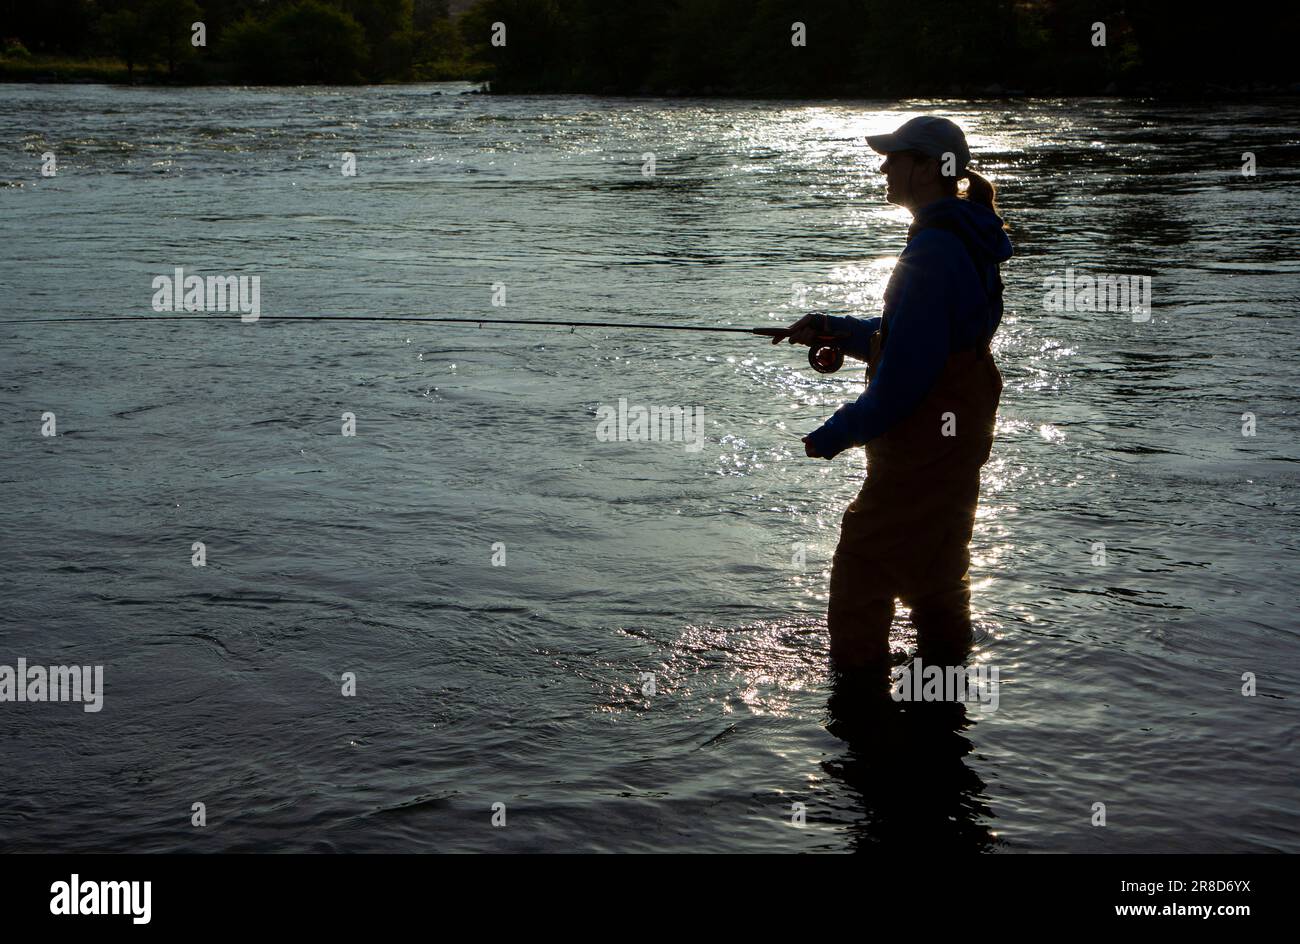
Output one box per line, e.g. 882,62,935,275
807,341,845,374
752,316,847,374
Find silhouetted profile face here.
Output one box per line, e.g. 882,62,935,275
880,150,937,209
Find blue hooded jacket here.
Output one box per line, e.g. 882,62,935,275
805,197,1013,459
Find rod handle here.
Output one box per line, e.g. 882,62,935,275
752,327,839,341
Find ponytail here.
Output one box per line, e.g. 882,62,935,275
932,154,1007,228
961,167,1007,229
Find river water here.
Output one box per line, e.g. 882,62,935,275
1,83,1297,852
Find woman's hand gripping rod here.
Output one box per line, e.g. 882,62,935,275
753,311,848,374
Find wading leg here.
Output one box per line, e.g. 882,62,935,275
908,582,973,668
905,480,980,668
827,503,894,682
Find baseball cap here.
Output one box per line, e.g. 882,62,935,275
866,116,971,171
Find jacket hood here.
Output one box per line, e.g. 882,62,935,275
912,196,1013,264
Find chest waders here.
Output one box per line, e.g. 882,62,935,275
827,220,1005,681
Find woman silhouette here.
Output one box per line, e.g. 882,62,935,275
779,115,1012,685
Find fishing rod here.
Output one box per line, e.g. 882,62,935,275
0,313,850,372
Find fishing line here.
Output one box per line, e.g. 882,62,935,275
4,312,837,444
0,313,851,372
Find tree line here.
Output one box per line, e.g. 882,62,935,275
3,0,1296,94
3,0,480,83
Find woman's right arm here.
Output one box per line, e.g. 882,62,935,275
773,312,881,362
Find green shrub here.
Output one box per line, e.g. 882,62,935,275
220,1,370,84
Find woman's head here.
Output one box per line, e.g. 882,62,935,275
867,116,1001,219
